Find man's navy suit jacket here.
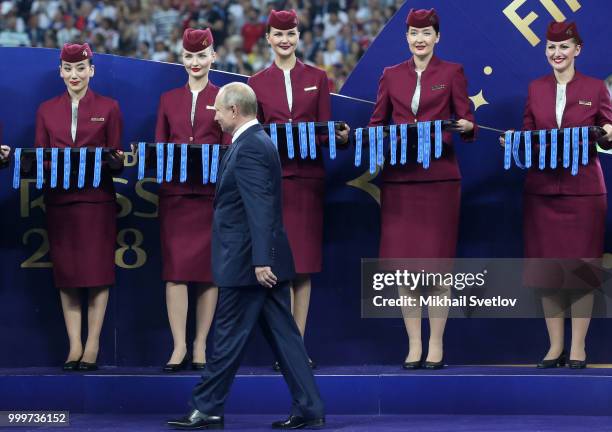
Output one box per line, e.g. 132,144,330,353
212,123,295,287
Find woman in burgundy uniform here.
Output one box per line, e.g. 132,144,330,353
35,43,124,371
369,9,476,369
155,28,230,372
247,10,348,369
520,22,612,369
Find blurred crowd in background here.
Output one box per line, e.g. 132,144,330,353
0,0,402,91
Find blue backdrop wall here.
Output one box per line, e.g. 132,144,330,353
1,0,612,367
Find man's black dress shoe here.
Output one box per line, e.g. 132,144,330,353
271,415,325,429
537,350,566,369
164,355,188,373
569,358,587,369
273,359,316,372
422,359,445,370
402,360,422,370
192,362,206,371
167,409,224,430
78,361,98,372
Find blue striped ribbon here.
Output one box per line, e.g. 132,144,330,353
400,124,407,165
285,123,294,159
571,127,580,176
156,143,164,183
179,144,188,183
524,130,532,169
50,147,58,188
93,147,102,187
423,121,431,169
36,147,44,189
63,148,71,189
202,144,210,184
354,128,362,167
298,122,308,159
210,144,220,183
550,129,558,169
512,131,525,169
581,126,589,165
562,128,570,168
504,131,512,170
376,126,384,167
389,124,397,165
368,127,376,174
417,122,424,164
270,123,278,149
165,143,174,182
434,120,442,158
12,148,21,189
308,122,316,159
538,130,546,170
77,147,86,188
328,121,336,160
137,142,146,180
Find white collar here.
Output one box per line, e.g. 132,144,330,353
232,118,259,143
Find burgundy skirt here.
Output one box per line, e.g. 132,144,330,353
159,194,213,283
523,193,606,289
46,201,117,288
379,180,461,259
282,177,325,274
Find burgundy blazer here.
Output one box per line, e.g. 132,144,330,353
523,71,612,195
35,89,123,205
155,82,231,196
247,59,331,179
369,55,477,182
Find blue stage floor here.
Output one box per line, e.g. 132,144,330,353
2,365,612,419
19,414,612,432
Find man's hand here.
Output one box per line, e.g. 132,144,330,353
255,266,277,288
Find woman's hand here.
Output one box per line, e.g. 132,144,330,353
499,130,515,147
335,122,350,145
108,149,125,170
0,145,10,161
449,119,474,134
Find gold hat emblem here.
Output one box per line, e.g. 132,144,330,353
83,50,88,56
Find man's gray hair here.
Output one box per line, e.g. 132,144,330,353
218,82,258,117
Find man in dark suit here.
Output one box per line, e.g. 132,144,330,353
167,82,325,430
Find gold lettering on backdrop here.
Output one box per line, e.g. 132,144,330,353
124,147,137,167
134,178,159,218
113,177,132,218
504,0,582,47
20,179,45,217
115,228,147,269
21,228,52,268
503,0,540,46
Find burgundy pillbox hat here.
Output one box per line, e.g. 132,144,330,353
267,9,299,30
546,21,582,44
406,8,439,29
183,28,214,52
60,43,93,63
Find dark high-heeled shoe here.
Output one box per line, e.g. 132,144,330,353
423,359,445,370
402,360,422,370
191,361,206,371
308,358,317,369
568,358,587,369
272,361,281,372
78,361,98,372
62,358,82,371
537,350,566,369
163,354,188,373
